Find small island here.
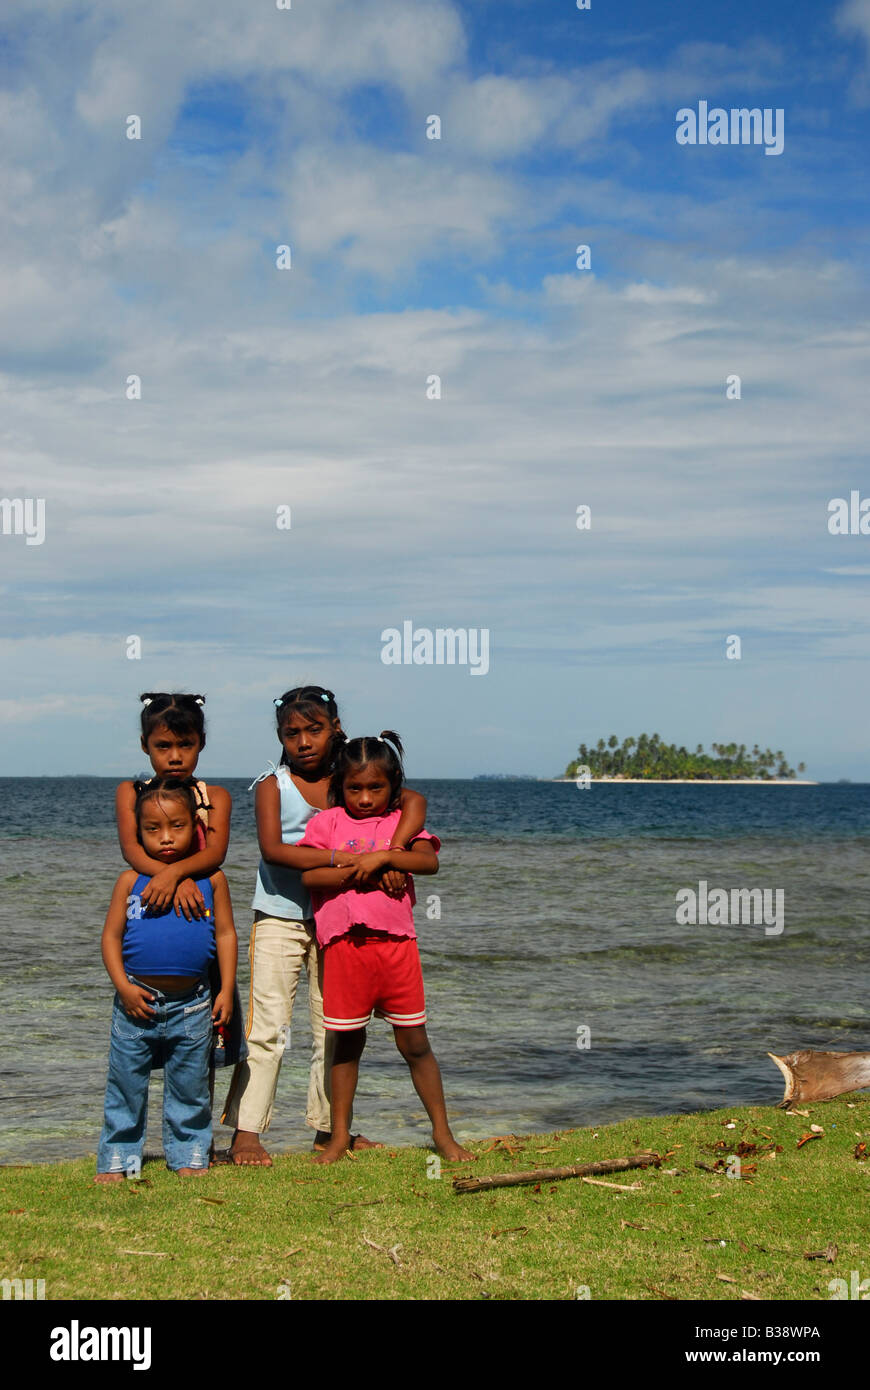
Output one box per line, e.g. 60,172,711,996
563,735,809,782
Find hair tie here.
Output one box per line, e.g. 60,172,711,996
321,692,331,702
194,697,205,706
141,697,153,707
274,698,284,708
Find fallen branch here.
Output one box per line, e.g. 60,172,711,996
768,1050,870,1105
644,1282,678,1301
453,1152,661,1194
328,1198,386,1223
804,1243,838,1263
362,1237,402,1265
580,1177,641,1192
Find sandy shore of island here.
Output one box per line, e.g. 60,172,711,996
549,777,818,785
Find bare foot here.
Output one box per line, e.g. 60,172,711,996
176,1166,209,1177
93,1172,125,1184
230,1129,273,1167
349,1133,384,1151
312,1131,384,1152
434,1134,476,1162
312,1137,353,1165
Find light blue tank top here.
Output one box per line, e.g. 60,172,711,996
250,763,317,920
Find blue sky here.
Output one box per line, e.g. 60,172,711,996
1,0,870,778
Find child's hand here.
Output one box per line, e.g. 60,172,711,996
350,851,391,884
118,982,157,1021
381,869,408,899
333,852,358,869
139,865,181,913
172,877,207,921
212,989,234,1025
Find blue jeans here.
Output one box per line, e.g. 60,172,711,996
97,977,212,1173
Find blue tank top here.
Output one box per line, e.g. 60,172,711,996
250,763,316,920
123,874,216,977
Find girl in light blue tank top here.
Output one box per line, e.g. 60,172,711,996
221,686,428,1165
250,763,316,919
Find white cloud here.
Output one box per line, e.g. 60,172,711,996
1,3,867,775
837,0,870,47
622,283,715,306
443,73,575,157
835,0,870,99
279,147,515,275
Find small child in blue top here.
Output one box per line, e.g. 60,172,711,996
95,776,237,1181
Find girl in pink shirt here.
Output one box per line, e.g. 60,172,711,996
300,731,474,1166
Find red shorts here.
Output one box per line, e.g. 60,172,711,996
323,929,426,1031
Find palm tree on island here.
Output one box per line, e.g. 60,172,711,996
563,735,804,781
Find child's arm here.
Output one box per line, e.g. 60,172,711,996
115,781,232,921
209,871,237,1025
378,786,427,895
166,784,232,913
392,787,427,849
301,864,361,891
304,839,438,892
101,871,157,1021
256,779,357,871
346,837,439,885
116,780,168,877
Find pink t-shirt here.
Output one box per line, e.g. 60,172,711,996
297,806,440,947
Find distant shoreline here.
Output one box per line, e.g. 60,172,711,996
549,777,819,785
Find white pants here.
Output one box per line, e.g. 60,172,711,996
221,915,336,1134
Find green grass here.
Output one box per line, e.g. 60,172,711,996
2,1099,868,1300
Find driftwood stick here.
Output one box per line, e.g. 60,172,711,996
768,1050,870,1106
453,1152,661,1194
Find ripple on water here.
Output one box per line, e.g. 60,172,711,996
3,779,870,1160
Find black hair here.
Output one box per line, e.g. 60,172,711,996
132,775,199,832
273,685,344,767
139,692,206,748
329,731,404,811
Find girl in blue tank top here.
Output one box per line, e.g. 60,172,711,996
221,685,429,1166
95,777,238,1181
115,692,244,1075
116,693,232,921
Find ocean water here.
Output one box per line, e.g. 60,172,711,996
1,778,869,1164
